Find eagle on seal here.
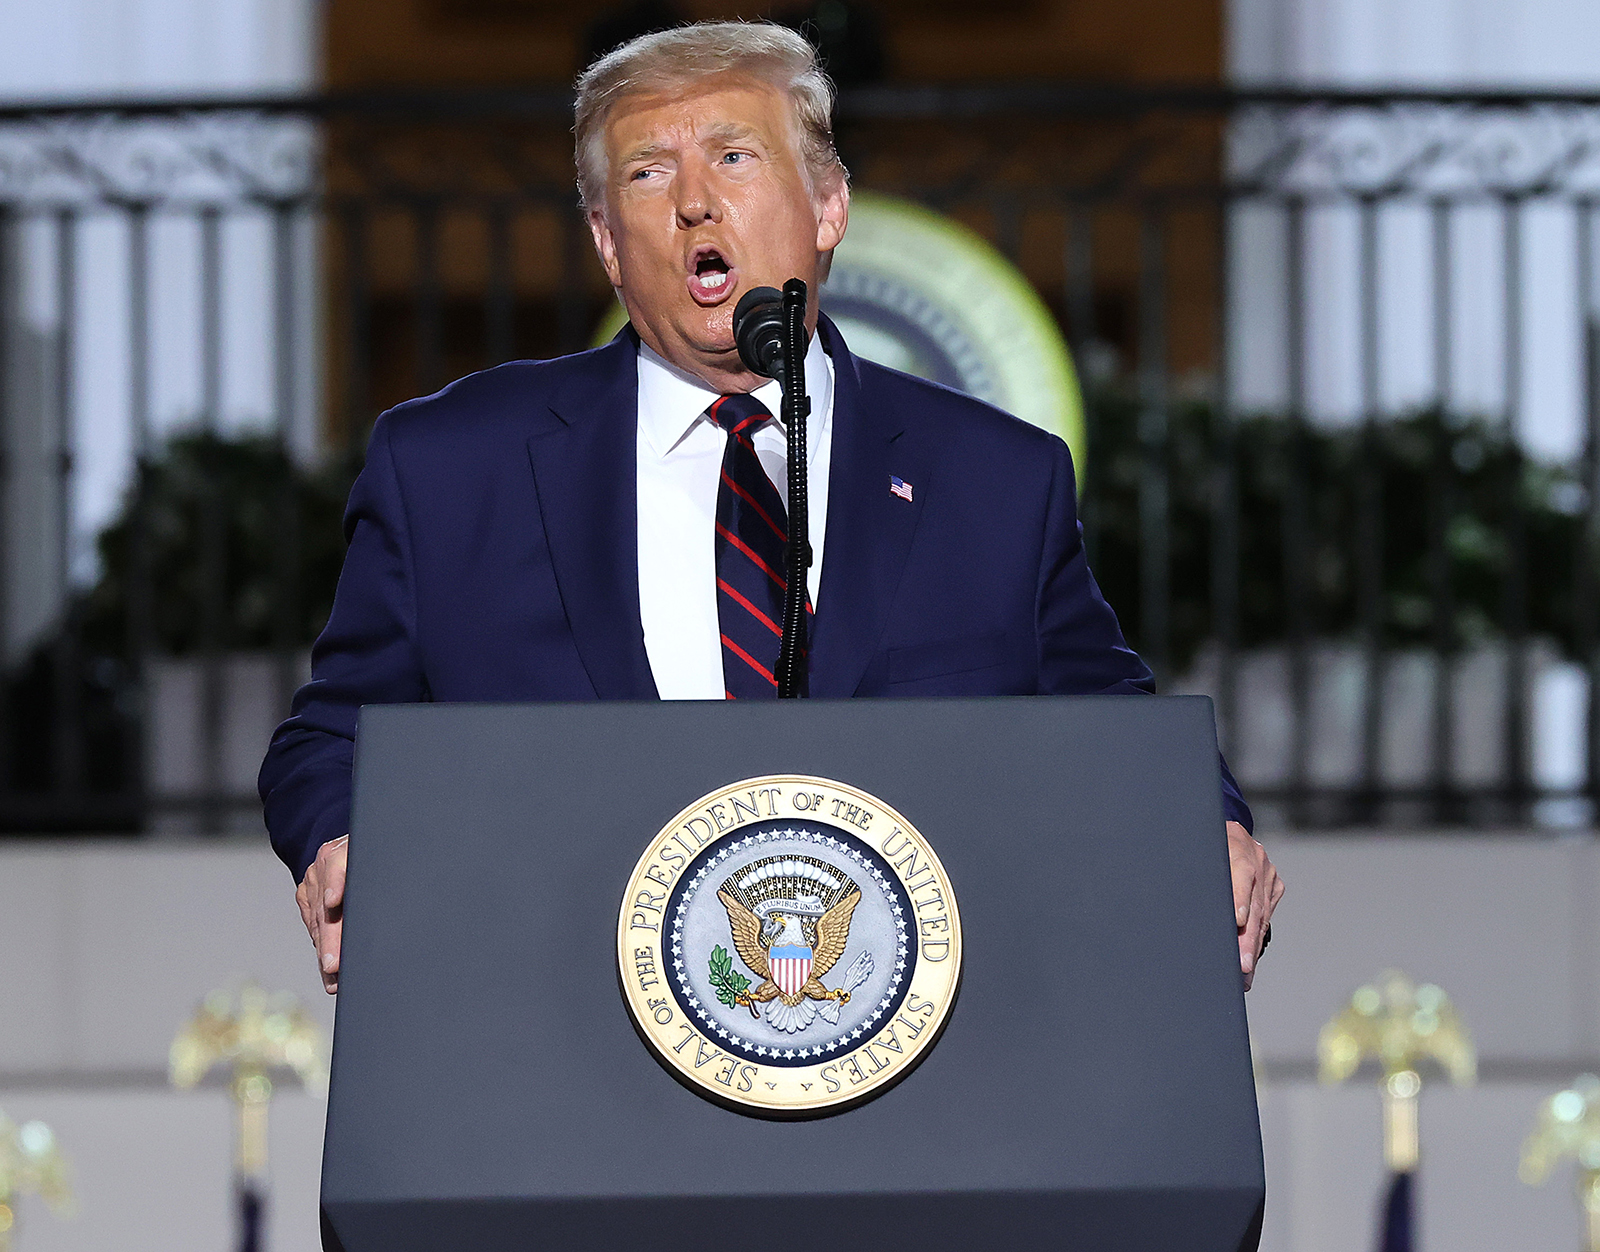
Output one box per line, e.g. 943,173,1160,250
717,887,870,1033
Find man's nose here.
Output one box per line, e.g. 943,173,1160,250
675,162,723,227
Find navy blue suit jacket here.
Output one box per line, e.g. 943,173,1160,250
260,318,1251,880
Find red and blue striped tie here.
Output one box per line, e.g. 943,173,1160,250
706,393,808,699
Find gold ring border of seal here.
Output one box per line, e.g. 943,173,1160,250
616,774,963,1119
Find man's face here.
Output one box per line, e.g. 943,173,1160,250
588,75,849,391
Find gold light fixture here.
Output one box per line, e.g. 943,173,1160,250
170,981,328,1184
1319,969,1475,1171
1521,1074,1600,1250
0,1111,73,1251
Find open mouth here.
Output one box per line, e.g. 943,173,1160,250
687,247,736,305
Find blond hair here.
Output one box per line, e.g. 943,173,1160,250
573,20,848,214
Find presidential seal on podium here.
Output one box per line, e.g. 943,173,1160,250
617,775,963,1117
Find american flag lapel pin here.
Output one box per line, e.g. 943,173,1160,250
889,475,914,503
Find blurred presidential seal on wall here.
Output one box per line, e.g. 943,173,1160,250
595,190,1085,471
617,775,962,1117
822,191,1084,467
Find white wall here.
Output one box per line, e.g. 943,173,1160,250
3,835,1599,1251
0,844,330,1252
1251,833,1600,1248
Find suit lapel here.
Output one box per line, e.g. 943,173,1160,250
526,332,659,700
809,317,932,697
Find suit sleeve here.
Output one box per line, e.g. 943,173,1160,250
1035,436,1255,834
258,416,428,881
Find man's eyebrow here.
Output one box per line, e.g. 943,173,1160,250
699,122,761,145
619,141,672,167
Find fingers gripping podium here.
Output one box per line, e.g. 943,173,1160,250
319,696,1265,1251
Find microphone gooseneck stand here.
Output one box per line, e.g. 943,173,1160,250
774,279,810,699
732,280,811,698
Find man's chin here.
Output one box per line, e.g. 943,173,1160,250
668,317,740,367
689,306,736,350
629,306,758,382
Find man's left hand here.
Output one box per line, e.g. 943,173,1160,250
1228,821,1283,991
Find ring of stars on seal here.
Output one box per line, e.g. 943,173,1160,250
618,774,962,1118
670,825,914,1065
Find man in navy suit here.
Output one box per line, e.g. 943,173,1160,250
261,21,1281,997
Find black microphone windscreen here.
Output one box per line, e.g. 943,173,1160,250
734,286,783,325
733,286,787,377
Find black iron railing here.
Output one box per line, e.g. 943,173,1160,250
1,85,1597,831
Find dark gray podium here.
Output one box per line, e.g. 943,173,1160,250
321,696,1264,1251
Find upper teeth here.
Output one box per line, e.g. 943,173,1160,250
699,271,727,289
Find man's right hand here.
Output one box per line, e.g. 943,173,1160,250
296,835,348,994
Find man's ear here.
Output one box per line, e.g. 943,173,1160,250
588,208,624,288
814,178,850,255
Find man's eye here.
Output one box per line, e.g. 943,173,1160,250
722,152,749,165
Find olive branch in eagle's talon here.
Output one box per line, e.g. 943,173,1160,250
707,945,759,1017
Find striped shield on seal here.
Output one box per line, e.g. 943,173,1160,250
769,944,813,997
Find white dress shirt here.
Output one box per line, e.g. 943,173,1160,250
636,333,834,700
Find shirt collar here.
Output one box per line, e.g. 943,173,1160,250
636,331,833,462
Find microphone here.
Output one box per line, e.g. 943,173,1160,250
731,280,811,698
733,287,787,378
